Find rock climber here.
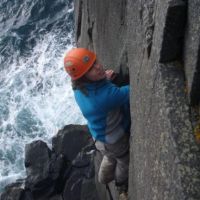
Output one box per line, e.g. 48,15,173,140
64,48,130,200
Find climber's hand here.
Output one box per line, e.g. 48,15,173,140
105,69,117,81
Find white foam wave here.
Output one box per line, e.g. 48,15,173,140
0,24,86,190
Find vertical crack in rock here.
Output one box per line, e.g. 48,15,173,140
136,48,145,84
120,0,127,26
86,0,90,25
140,0,155,58
88,22,94,46
114,49,129,86
86,0,94,49
190,43,200,106
183,0,200,108
76,0,83,42
159,0,187,63
106,184,114,200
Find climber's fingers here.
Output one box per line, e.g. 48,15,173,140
105,69,117,80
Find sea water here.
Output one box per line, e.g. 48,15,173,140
0,0,85,191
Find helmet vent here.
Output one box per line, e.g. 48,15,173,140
65,61,73,67
83,56,90,63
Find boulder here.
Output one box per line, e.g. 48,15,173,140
1,125,99,200
0,183,24,200
23,125,96,199
0,180,34,200
63,141,97,200
52,124,92,162
25,140,51,186
80,178,98,200
24,140,60,198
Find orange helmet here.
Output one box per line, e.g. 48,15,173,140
64,48,96,80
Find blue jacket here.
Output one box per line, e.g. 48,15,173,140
74,79,130,144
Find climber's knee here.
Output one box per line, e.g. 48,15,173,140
98,155,116,184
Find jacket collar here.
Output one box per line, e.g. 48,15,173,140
84,79,109,90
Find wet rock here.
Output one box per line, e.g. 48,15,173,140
1,125,98,200
0,180,35,200
24,140,66,199
20,190,34,200
25,140,55,197
81,178,99,200
52,124,92,162
0,183,24,200
0,180,34,200
62,170,98,200
25,140,51,184
49,153,65,183
63,169,83,200
49,195,63,200
63,142,97,200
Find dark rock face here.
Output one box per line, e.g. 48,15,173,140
0,181,34,200
25,140,54,196
1,125,98,200
159,0,186,62
184,0,200,106
74,0,200,199
52,124,91,161
24,140,66,199
0,182,24,200
63,141,97,200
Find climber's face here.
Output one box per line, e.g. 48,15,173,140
84,60,106,81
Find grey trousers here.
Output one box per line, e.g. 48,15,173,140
95,134,129,185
